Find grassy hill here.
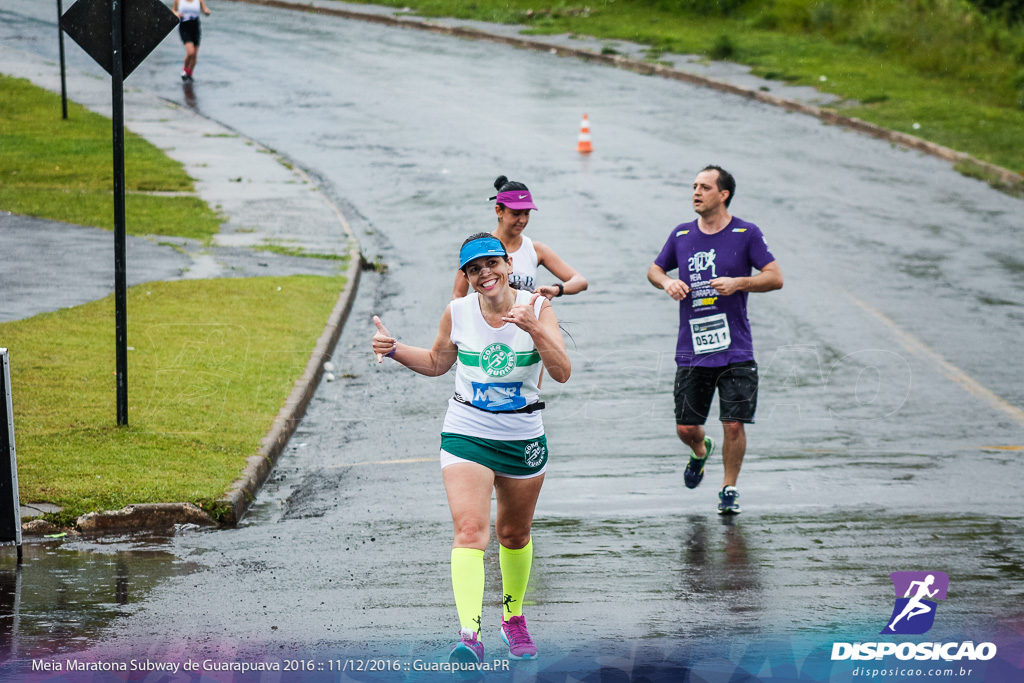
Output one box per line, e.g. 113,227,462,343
351,0,1024,180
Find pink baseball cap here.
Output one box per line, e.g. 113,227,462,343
491,190,538,211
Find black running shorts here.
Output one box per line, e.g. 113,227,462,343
674,360,758,425
179,18,201,46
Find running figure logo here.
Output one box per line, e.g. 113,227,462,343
688,249,717,278
524,441,546,467
882,571,949,635
503,593,516,616
481,343,516,378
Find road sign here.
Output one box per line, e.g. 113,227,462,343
61,0,179,79
60,0,178,426
0,349,22,561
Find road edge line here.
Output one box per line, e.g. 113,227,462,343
841,288,1024,427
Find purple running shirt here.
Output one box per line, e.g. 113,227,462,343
654,217,776,367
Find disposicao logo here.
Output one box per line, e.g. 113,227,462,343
831,571,997,662
883,571,948,635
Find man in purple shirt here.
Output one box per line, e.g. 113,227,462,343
647,166,783,514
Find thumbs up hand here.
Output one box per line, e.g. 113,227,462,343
502,292,542,332
372,315,397,363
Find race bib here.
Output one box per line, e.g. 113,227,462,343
470,381,526,411
689,313,731,354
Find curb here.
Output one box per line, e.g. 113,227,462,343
231,0,1023,192
217,163,362,526
19,126,362,536
77,503,218,533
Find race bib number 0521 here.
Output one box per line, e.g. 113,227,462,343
689,313,731,354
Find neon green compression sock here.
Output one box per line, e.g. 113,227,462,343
450,547,485,634
500,538,533,619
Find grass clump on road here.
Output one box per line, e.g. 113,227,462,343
0,275,346,522
0,74,222,240
351,0,1024,176
255,241,352,261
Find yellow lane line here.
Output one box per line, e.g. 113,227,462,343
842,289,1024,427
327,457,435,469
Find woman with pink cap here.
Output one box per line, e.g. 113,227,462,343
452,175,588,300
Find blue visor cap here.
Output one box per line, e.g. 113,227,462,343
459,237,508,270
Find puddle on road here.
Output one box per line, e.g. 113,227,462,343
530,506,1024,645
0,535,201,664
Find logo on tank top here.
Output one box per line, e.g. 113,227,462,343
481,342,516,377
688,249,717,278
509,274,534,291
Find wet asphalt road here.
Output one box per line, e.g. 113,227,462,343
0,214,191,321
2,0,1024,678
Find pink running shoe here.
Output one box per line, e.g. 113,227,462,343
449,628,484,666
500,615,538,659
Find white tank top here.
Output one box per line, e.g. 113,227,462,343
442,289,545,440
178,0,201,20
507,235,539,292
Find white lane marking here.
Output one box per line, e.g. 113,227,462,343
842,288,1024,427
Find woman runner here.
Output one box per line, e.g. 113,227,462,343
172,0,211,82
452,176,587,300
372,233,571,665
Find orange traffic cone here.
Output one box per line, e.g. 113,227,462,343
576,113,593,154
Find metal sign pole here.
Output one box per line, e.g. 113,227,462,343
111,0,129,427
57,0,68,120
60,0,178,427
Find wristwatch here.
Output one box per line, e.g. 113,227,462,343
553,283,564,297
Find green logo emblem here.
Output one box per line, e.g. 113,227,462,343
481,343,516,377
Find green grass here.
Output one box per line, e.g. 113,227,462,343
255,241,352,260
0,74,223,240
346,0,1024,176
1,275,346,520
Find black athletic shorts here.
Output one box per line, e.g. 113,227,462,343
179,18,201,46
674,360,758,425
